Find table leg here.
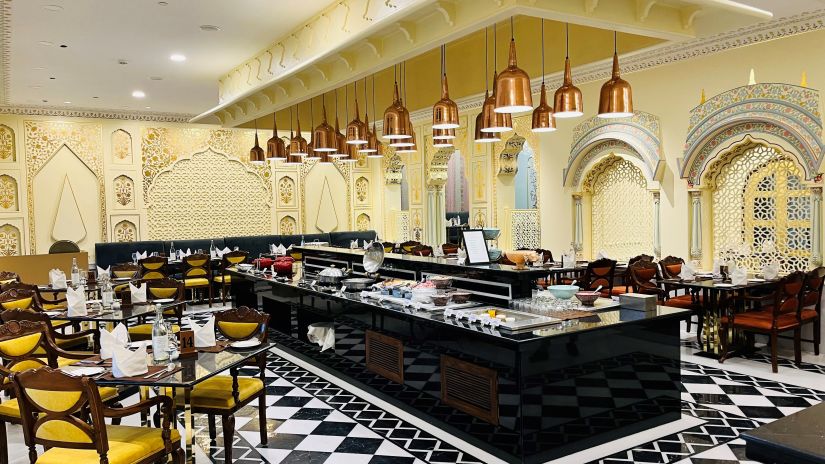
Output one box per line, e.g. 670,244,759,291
183,387,194,464
139,385,150,425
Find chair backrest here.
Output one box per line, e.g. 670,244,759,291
0,320,54,375
221,250,249,270
0,271,20,285
583,258,617,291
13,366,108,456
183,253,211,279
441,243,460,255
770,271,806,317
139,256,168,281
412,245,433,257
111,263,139,279
659,256,685,279
0,287,37,311
382,242,395,253
215,306,270,341
146,277,184,300
0,309,58,337
48,240,80,254
802,266,825,309
629,261,664,296
399,241,421,254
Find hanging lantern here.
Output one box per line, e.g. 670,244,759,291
346,82,368,145
359,78,378,154
383,64,411,140
266,112,287,161
249,119,265,165
288,104,308,157
432,44,459,130
304,98,321,161
397,125,417,153
433,128,455,141
598,31,633,118
284,108,304,165
532,19,556,133
494,17,533,114
330,89,347,159
474,111,500,143
554,23,583,118
483,82,513,132
313,94,337,153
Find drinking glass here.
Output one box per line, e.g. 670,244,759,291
165,321,178,359
132,252,138,264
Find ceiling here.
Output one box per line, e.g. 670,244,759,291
2,0,823,119
6,0,328,114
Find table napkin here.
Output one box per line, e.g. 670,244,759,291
269,244,277,254
731,268,748,286
678,262,696,280
100,323,129,360
307,322,335,352
96,266,110,279
49,269,67,288
763,261,780,280
136,251,148,260
276,244,286,255
362,240,373,250
596,250,610,260
456,248,467,265
432,247,444,258
66,286,87,316
129,282,147,303
111,344,148,378
190,316,216,348
350,240,359,249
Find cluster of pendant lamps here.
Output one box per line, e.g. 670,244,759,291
251,16,633,162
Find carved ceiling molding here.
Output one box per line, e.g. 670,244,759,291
0,1,9,105
0,105,195,123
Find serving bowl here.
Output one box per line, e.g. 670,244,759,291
482,228,501,240
575,291,600,306
428,275,453,289
237,264,254,272
430,294,451,306
546,285,580,300
450,291,471,304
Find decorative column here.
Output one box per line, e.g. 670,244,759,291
572,194,583,258
689,190,703,260
653,191,661,258
812,187,823,266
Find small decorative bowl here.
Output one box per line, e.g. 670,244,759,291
450,291,471,304
546,285,580,300
431,294,451,306
237,264,254,272
575,291,600,306
429,276,453,289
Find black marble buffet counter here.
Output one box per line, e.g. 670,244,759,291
231,250,689,464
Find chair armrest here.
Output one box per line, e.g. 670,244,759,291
102,394,172,420
53,328,96,341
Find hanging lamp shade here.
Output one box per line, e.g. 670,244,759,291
304,101,321,161
389,111,414,147
475,111,500,143
366,124,383,158
249,126,266,165
359,112,377,153
432,74,459,129
266,113,287,161
532,83,556,133
494,35,533,114
283,130,303,165
482,85,513,133
396,126,417,153
289,115,308,157
554,56,583,118
346,98,368,145
432,128,455,140
313,101,337,152
340,141,358,163
382,81,411,140
598,35,633,118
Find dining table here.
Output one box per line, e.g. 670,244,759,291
83,341,273,464
657,276,777,358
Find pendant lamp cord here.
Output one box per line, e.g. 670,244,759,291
510,16,514,40
334,88,338,123
310,95,314,128
290,106,294,134
614,30,617,54
484,27,488,92
565,23,569,59
371,74,376,119
540,18,545,83
345,82,349,119
493,22,498,71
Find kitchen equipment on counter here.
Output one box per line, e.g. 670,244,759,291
340,277,376,291
428,275,453,289
546,285,579,300
317,264,351,286
446,307,559,332
430,293,451,306
450,291,472,303
237,263,255,272
273,256,295,277
363,242,385,279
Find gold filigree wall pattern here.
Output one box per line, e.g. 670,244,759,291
355,176,369,204
0,174,17,210
146,149,272,240
590,157,654,261
112,175,134,208
24,120,104,253
356,213,370,231
113,220,136,242
473,209,486,228
279,215,297,235
497,135,525,176
491,115,540,229
111,129,132,163
278,176,296,207
0,124,14,161
0,224,21,255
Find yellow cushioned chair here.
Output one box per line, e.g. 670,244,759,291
213,250,248,304
138,256,168,281
12,366,183,464
182,253,212,307
126,279,185,341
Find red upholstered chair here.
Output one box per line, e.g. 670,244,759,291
612,254,654,296
580,258,617,297
800,267,824,355
721,271,806,372
628,261,665,299
658,256,704,331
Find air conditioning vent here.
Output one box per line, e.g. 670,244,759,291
441,355,499,424
365,330,404,384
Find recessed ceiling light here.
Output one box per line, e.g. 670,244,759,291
149,76,163,80
42,99,48,103
118,59,128,65
43,4,63,11
170,53,186,62
63,101,71,104
132,90,146,98
92,96,99,99
199,24,220,32
28,84,42,89
38,41,53,46
145,106,151,109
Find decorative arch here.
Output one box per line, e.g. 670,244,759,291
565,111,663,189
0,175,18,211
111,129,133,163
0,124,15,161
682,83,824,186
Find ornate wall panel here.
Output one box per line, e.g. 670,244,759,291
0,174,17,211
0,124,14,162
0,223,21,255
588,157,654,261
509,210,540,250
472,159,487,202
683,83,824,186
356,213,371,231
277,175,296,208
111,129,133,164
279,215,297,235
410,208,423,242
355,176,369,205
146,149,272,240
472,209,487,229
112,175,134,209
384,151,403,184
113,220,137,242
409,166,422,205
711,142,811,273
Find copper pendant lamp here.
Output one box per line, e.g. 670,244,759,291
288,104,309,157
474,111,500,143
346,82,368,145
365,75,383,158
304,97,321,161
482,26,512,133
397,125,417,153
432,128,455,141
249,119,266,165
284,107,304,165
266,111,287,161
341,140,359,163
598,31,633,118
494,17,533,114
432,44,459,130
359,77,378,154
329,88,347,159
313,94,337,153
390,62,414,148
382,64,411,140
554,23,583,118
532,19,556,133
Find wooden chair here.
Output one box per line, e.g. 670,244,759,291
163,306,269,464
213,250,249,304
126,278,183,341
613,254,654,296
182,253,212,307
721,271,806,372
580,258,617,297
0,320,123,464
399,240,422,254
658,255,684,280
138,256,168,281
12,366,183,464
0,288,37,311
800,267,825,355
48,239,80,254
110,263,139,296
441,243,460,255
628,261,666,298
411,245,433,257
0,283,73,333
658,255,705,332
0,309,95,353
0,271,19,285
383,242,396,253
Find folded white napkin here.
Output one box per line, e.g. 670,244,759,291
129,282,147,303
96,266,110,279
269,244,276,254
186,248,192,256
596,250,610,260
177,249,185,259
363,240,373,250
433,247,444,258
276,244,286,255
456,247,467,265
111,344,148,378
66,286,87,316
731,268,748,286
678,262,696,280
100,323,129,360
761,239,777,254
49,269,67,288
307,323,335,352
137,251,148,260
350,240,358,249
763,261,780,280
190,316,216,348
562,253,575,269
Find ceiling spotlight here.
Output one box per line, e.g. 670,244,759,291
170,54,186,62
118,59,128,65
131,90,146,98
49,77,56,80
59,44,67,48
199,25,220,32
157,1,169,5
92,96,99,99
28,84,42,89
145,106,151,109
63,101,71,104
43,4,63,11
42,99,48,103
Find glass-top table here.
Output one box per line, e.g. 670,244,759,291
47,300,186,323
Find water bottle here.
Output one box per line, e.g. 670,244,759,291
70,258,81,286
300,235,305,246
151,304,170,362
169,241,176,259
101,278,114,309
210,240,215,256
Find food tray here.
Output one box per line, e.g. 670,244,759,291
445,307,560,332
361,291,479,311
